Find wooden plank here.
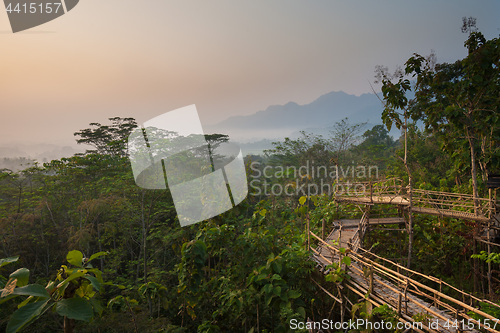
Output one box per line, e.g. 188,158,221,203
368,217,406,225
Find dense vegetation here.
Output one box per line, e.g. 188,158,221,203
1,24,499,332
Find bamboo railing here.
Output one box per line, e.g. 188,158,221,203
332,178,498,221
309,231,500,333
333,178,404,201
348,211,369,253
412,189,495,219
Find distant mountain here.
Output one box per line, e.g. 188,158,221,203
207,91,386,143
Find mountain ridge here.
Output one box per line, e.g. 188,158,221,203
207,90,385,141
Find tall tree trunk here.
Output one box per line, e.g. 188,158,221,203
17,184,22,214
64,317,74,333
141,192,148,282
96,218,104,270
468,127,481,291
466,130,479,215
407,176,413,270
403,116,413,269
140,191,153,316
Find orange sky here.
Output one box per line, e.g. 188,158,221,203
0,0,499,146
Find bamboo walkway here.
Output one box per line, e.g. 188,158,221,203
310,227,500,333
309,179,500,332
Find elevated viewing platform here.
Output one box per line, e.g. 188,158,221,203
307,178,500,332
332,178,498,223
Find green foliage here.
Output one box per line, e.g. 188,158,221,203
66,250,84,267
372,304,400,330
56,298,94,322
324,260,350,284
386,125,455,189
1,250,107,333
471,251,500,264
2,39,499,332
265,118,365,168
467,302,500,323
9,268,29,287
0,257,19,269
377,30,499,196
351,299,372,321
412,311,432,325
408,33,499,191
6,299,51,333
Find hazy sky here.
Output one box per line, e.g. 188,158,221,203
0,0,499,147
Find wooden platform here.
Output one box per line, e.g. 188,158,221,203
336,195,410,205
335,195,492,222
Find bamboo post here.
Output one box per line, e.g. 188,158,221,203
369,264,374,295
473,237,479,293
397,293,402,317
338,222,342,258
488,188,493,219
404,279,408,315
322,218,325,240
340,295,344,325
456,308,462,333
495,189,498,216
487,218,493,298
438,279,442,308
370,180,373,203
407,177,413,269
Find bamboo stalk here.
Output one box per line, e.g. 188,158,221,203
311,279,342,303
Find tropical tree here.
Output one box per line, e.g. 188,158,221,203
74,117,138,157
405,29,499,200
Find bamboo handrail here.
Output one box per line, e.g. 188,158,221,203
355,247,497,306
332,178,498,218
309,230,500,332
